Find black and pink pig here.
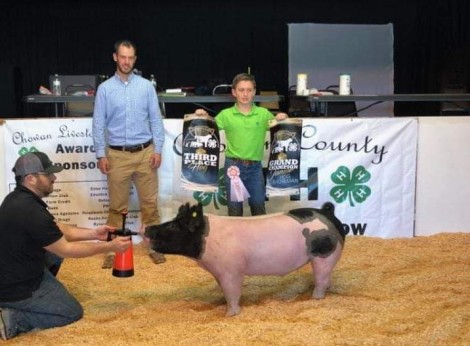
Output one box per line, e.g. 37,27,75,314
145,202,346,316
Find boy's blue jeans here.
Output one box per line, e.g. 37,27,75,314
224,158,267,216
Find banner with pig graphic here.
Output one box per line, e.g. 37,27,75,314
181,113,220,192
266,118,303,196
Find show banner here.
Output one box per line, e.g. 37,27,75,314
2,119,143,234
2,117,418,238
180,113,220,192
266,118,303,196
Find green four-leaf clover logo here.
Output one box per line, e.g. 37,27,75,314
330,165,371,207
193,168,227,209
18,147,39,156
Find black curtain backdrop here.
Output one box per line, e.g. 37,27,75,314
0,0,469,117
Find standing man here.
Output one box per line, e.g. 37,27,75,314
92,39,166,266
0,152,130,340
196,73,287,216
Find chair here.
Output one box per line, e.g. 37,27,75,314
318,85,358,117
212,84,232,95
258,91,280,112
48,75,98,117
65,102,94,117
288,85,317,117
440,84,470,115
64,84,95,117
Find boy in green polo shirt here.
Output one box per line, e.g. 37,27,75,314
196,73,287,216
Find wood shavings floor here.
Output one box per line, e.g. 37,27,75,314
5,233,470,346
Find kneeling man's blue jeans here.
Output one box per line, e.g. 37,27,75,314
0,269,83,339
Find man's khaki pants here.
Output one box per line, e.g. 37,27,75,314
106,144,160,228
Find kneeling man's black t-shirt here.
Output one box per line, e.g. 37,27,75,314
0,185,62,302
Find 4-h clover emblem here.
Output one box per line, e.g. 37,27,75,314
330,165,371,207
18,147,39,156
193,168,227,209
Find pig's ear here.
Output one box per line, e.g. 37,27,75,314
321,202,335,215
188,203,205,232
176,203,191,219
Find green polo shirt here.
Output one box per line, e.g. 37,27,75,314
215,104,275,161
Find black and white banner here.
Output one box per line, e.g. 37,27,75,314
181,113,220,192
266,118,303,196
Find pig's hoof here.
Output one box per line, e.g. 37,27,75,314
225,306,241,317
102,254,114,269
312,288,326,300
149,252,166,264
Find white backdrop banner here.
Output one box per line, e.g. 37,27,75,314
3,119,142,232
2,117,417,238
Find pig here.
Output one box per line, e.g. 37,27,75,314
145,202,346,316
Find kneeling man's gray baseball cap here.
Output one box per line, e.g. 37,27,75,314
12,152,63,177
